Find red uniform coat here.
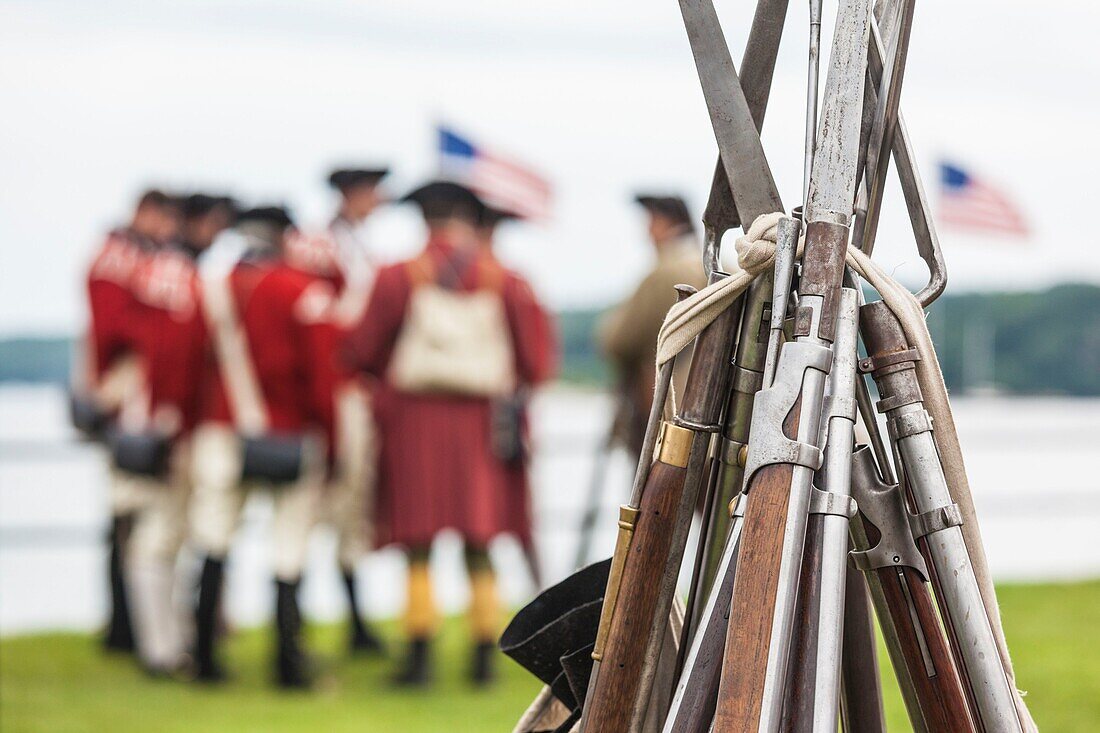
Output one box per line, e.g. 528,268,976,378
199,256,339,442
129,244,208,434
84,228,153,386
344,237,558,548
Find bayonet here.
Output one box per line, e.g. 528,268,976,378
681,0,784,227
700,0,791,272
859,0,916,256
804,0,824,204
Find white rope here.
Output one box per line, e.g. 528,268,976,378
654,212,1035,731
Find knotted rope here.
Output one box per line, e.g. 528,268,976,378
653,212,1035,731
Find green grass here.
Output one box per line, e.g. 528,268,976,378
2,581,1098,732
0,618,541,733
877,581,1100,731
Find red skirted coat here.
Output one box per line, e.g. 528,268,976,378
344,237,557,549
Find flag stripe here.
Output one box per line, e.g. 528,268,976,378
937,161,1027,238
438,126,553,221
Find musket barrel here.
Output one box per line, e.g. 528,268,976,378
663,500,745,733
839,565,887,733
860,301,1023,732
691,274,771,619
848,446,975,732
784,287,860,732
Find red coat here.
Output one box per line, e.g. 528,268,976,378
129,244,208,434
344,237,558,548
84,228,153,385
199,256,339,441
284,227,359,384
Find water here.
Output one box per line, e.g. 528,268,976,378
1,385,1098,635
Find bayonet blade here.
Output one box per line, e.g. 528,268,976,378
860,0,915,255
806,0,873,223
701,0,790,273
681,0,784,229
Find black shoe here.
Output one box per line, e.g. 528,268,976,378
193,556,227,683
470,641,496,686
349,616,386,655
103,514,136,653
393,638,432,687
341,569,385,655
275,578,311,689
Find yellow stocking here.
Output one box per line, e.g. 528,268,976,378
468,562,500,642
404,557,437,638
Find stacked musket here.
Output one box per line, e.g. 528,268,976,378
502,0,1038,731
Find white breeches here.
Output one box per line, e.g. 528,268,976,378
189,424,324,581
125,441,192,669
127,441,192,563
321,384,377,568
109,467,156,516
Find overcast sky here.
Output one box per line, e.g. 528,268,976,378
1,0,1097,335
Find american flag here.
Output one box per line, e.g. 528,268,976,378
938,161,1028,237
438,126,553,221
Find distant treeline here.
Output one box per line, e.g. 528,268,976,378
3,283,1100,396
0,336,72,386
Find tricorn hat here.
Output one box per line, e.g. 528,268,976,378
634,193,694,230
400,180,487,223
327,167,389,191
180,193,237,221
477,204,521,229
236,205,295,230
500,558,611,727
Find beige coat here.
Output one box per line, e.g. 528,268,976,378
597,235,708,454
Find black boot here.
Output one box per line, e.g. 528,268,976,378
470,640,496,686
393,637,432,687
193,556,226,683
275,578,311,689
103,514,136,653
342,569,384,655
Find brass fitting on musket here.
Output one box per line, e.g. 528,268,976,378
656,421,693,468
591,504,640,661
728,492,741,519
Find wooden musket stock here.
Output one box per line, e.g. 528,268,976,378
781,512,826,731
583,280,742,733
863,555,974,731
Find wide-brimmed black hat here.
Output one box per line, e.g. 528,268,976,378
180,193,237,221
634,193,694,229
478,204,521,229
327,167,389,191
236,205,295,230
400,180,487,223
500,558,611,727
